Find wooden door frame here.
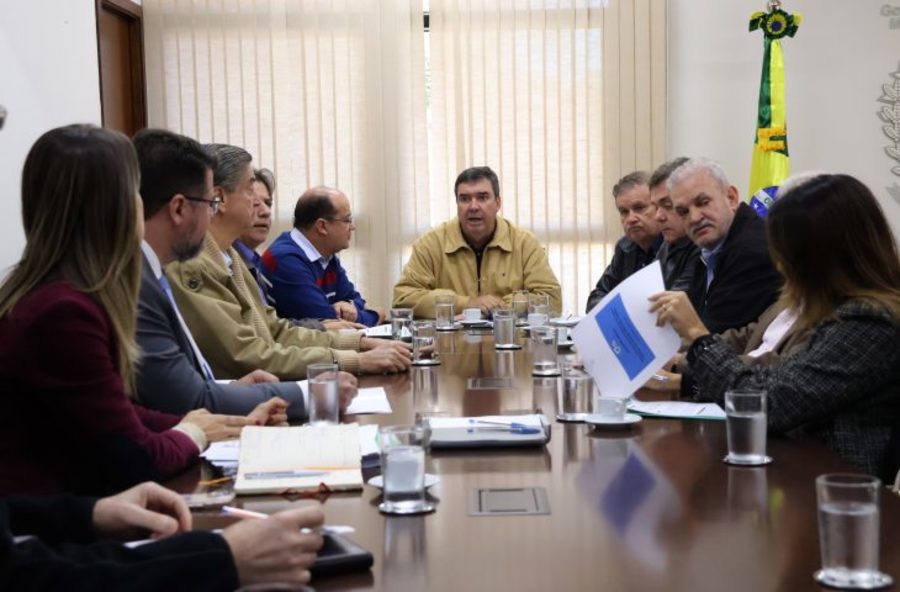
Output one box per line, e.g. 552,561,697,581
95,0,146,131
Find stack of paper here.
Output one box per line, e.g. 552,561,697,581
628,399,726,421
426,414,549,449
234,424,363,495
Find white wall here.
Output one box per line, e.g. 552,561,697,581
0,0,101,271
669,0,900,236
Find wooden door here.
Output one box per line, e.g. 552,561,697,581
96,0,146,136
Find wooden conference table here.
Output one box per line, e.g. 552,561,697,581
170,329,900,592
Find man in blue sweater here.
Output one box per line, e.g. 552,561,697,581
262,186,386,327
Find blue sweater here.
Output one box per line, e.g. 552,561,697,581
261,231,379,327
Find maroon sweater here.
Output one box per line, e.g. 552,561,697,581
0,282,198,496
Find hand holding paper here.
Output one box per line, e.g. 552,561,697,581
572,261,681,398
647,290,711,345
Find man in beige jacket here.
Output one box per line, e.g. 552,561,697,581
166,143,411,380
392,166,562,318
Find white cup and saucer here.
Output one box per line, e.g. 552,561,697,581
584,396,642,429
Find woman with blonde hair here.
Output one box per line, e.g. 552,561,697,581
652,173,900,477
0,125,280,496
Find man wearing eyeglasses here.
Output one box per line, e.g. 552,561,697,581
392,166,561,318
261,187,386,327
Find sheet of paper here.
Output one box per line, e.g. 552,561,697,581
361,324,409,339
345,387,392,415
201,439,240,463
357,424,379,458
571,261,681,398
628,399,726,420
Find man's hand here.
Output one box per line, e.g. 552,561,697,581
358,346,412,374
467,294,505,315
93,482,191,542
322,319,365,331
182,409,254,441
336,371,358,412
236,369,279,385
247,397,289,426
222,506,325,588
648,291,710,346
360,337,412,353
332,301,358,322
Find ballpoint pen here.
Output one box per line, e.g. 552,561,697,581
467,419,543,435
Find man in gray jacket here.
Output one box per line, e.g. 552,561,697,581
133,129,356,420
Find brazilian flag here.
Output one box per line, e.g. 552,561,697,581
748,6,801,204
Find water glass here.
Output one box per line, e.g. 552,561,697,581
815,474,892,589
411,321,440,366
390,307,414,341
558,366,593,421
723,389,771,466
378,425,434,515
531,326,560,376
493,308,519,350
307,363,339,425
528,293,550,316
512,290,529,324
434,295,456,330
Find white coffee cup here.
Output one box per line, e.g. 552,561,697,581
463,308,482,322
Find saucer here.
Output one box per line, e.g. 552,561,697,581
722,454,773,467
549,316,581,328
557,340,575,348
460,319,492,328
813,569,893,589
584,413,642,429
378,501,436,515
368,473,441,489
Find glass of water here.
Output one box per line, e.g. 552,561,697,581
307,363,339,426
389,307,413,341
815,473,893,589
512,290,529,324
377,425,435,515
492,308,519,350
723,389,771,466
528,293,550,316
434,294,456,331
411,321,440,366
531,326,560,376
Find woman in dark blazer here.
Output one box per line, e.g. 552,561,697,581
652,173,900,478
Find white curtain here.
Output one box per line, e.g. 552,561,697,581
144,0,428,307
143,0,665,314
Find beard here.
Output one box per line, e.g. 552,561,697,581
172,229,204,262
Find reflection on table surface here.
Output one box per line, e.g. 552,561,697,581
172,330,900,592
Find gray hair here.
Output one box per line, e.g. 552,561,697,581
204,143,252,192
666,157,730,192
254,167,276,196
612,170,649,199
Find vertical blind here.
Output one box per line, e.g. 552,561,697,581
143,0,666,314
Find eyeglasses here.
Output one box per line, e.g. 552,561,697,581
184,195,222,215
325,216,354,225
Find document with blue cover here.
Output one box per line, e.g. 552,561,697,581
572,261,681,398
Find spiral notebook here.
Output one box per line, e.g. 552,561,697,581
234,424,363,495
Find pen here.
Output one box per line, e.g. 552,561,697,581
242,470,328,480
221,506,351,535
467,419,542,435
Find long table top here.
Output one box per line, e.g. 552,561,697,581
170,329,900,591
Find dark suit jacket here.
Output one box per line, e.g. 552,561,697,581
657,236,700,292
586,235,662,312
0,495,238,590
136,256,307,420
686,202,781,334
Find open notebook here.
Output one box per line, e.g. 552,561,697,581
235,424,363,495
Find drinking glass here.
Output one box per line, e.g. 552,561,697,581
511,290,530,324
815,474,893,589
558,365,592,422
723,389,771,466
390,307,414,341
531,326,560,376
528,293,550,316
434,295,456,330
307,363,339,425
411,321,440,366
493,308,519,350
378,425,435,515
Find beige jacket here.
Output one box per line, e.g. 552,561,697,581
392,217,562,318
165,234,362,379
720,300,813,365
